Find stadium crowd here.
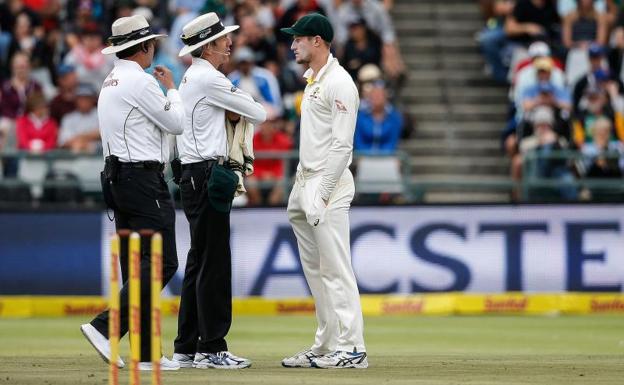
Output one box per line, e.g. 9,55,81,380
0,0,409,206
479,0,624,201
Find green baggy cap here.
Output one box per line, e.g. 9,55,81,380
280,13,334,43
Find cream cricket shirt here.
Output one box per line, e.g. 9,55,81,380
177,57,266,164
299,54,359,201
98,59,185,163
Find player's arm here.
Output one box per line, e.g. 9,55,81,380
318,79,359,202
206,72,267,125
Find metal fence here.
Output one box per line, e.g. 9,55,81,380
1,149,623,206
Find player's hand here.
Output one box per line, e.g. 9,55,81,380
153,65,175,90
306,192,327,227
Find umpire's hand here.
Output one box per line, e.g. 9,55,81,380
153,65,175,90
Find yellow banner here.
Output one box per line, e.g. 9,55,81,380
2,294,624,318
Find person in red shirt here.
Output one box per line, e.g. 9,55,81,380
16,91,58,152
246,117,292,205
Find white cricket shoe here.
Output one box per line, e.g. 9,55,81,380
138,356,181,371
80,323,125,368
172,353,195,368
193,351,251,369
312,350,368,369
281,349,323,368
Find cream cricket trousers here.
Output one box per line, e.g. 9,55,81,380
287,168,366,353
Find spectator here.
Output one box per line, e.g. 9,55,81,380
519,57,572,135
275,0,328,46
578,116,624,201
7,12,45,64
505,0,560,72
16,91,57,152
558,0,607,18
229,46,283,119
513,41,565,116
562,0,608,85
335,0,405,83
62,22,113,91
606,6,624,83
357,62,382,98
354,80,402,154
238,0,276,31
58,83,100,153
245,117,292,206
477,0,516,84
235,15,279,66
0,52,41,122
580,116,624,177
562,0,608,49
342,17,382,80
49,64,78,124
0,0,42,42
572,84,624,147
517,105,577,201
572,44,618,111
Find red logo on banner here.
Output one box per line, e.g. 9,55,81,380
590,299,624,312
485,297,528,312
382,299,424,314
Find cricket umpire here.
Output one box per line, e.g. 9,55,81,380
171,13,266,369
80,14,184,371
280,13,368,369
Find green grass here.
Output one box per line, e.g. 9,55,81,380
0,315,623,384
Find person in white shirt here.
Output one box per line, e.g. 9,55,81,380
58,83,100,153
80,14,184,372
172,12,266,370
280,13,368,369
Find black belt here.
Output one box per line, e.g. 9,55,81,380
120,161,165,172
182,159,218,170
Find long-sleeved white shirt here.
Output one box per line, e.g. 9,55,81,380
177,57,266,164
98,59,184,163
299,53,359,201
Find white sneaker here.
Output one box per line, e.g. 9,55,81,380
172,353,195,368
138,356,181,371
281,349,323,368
193,351,251,369
80,323,125,368
312,350,368,369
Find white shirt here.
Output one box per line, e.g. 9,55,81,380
300,53,359,201
98,59,184,163
177,57,266,164
59,108,98,146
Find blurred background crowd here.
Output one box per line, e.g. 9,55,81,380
3,0,623,207
478,0,624,201
0,0,413,206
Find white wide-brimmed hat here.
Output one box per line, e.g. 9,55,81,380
101,15,166,55
179,13,239,57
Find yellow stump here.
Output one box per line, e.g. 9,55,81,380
129,232,141,385
108,234,120,385
151,233,163,385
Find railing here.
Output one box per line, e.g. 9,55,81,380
522,149,624,202
0,150,413,206
1,149,622,206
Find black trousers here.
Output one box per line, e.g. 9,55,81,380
174,163,232,354
91,167,178,361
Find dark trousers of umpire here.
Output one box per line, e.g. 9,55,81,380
174,161,232,354
90,166,179,362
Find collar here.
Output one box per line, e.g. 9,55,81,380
303,53,335,85
192,57,217,71
115,59,145,71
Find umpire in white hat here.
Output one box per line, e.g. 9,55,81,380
80,14,184,371
171,12,266,369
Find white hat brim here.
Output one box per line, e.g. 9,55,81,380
101,33,167,55
178,25,239,57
